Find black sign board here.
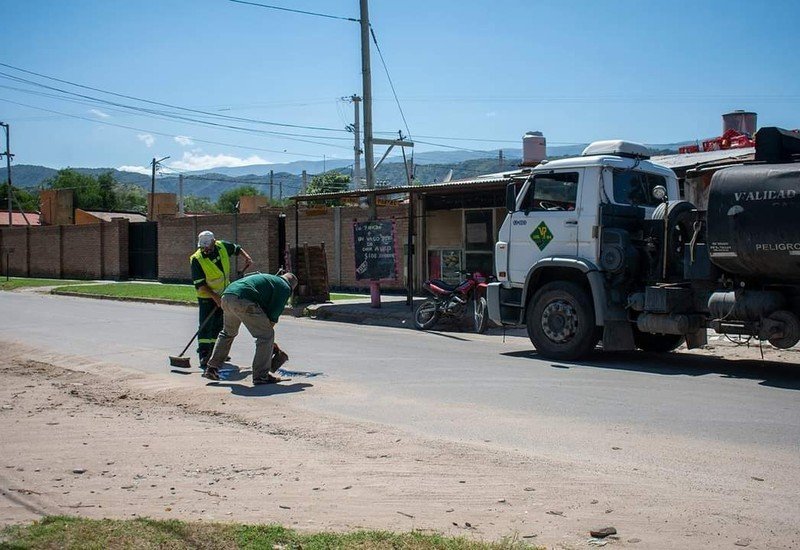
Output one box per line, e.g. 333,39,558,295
353,220,397,281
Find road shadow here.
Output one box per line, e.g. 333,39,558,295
209,381,313,397
500,348,800,390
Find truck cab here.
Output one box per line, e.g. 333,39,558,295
488,140,680,359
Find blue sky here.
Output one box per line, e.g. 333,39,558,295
2,0,798,172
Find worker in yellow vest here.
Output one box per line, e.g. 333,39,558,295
190,230,252,368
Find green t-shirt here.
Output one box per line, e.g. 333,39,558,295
223,273,292,323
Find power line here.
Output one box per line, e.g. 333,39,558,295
0,74,352,150
368,25,411,140
0,97,325,159
227,0,359,22
0,62,348,133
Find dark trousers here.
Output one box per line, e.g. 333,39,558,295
197,297,223,364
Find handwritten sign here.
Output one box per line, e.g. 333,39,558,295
353,220,396,281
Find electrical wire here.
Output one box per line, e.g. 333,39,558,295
0,97,324,159
369,25,411,140
227,0,358,22
0,62,349,133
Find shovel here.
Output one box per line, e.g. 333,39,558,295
169,306,218,369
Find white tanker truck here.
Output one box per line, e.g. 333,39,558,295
487,127,800,360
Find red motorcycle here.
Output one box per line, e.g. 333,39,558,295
413,271,492,333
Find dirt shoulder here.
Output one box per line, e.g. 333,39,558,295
0,343,796,549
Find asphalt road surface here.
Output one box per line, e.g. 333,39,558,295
2,292,799,520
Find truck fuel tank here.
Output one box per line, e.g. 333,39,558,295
707,164,800,281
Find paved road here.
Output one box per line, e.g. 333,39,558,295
2,291,799,466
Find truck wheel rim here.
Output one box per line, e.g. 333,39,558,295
541,300,578,343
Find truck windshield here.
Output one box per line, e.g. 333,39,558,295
519,172,579,212
613,170,667,207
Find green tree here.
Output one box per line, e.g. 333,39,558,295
97,171,118,211
115,184,147,212
216,185,262,213
184,195,215,213
44,169,103,210
0,183,39,212
306,171,350,195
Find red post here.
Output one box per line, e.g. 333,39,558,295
370,280,381,308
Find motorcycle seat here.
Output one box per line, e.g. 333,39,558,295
428,279,457,292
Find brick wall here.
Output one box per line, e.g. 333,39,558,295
157,209,281,283
0,219,129,280
286,204,409,291
28,226,61,278
62,224,102,278
0,227,30,277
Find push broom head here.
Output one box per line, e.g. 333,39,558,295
169,356,192,368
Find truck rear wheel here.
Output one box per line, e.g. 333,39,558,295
633,330,685,353
527,281,599,361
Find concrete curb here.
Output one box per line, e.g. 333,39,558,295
50,290,196,307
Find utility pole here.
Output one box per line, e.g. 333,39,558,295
269,169,274,203
279,179,283,201
301,170,308,194
499,149,504,172
0,122,28,226
178,173,184,216
350,95,362,189
1,122,11,227
359,0,376,218
148,156,169,220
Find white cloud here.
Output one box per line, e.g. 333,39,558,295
89,108,110,119
485,111,497,118
169,152,269,171
137,133,155,147
117,165,151,175
174,135,194,146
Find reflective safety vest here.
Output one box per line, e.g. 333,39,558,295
191,242,231,299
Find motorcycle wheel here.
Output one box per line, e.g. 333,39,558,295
413,299,441,330
473,296,489,334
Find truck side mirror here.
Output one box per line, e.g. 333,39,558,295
506,182,517,212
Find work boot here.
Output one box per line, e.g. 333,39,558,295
270,349,289,373
254,372,282,385
202,367,220,381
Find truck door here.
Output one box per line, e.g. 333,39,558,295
507,170,582,282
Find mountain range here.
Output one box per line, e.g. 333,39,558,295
1,142,687,201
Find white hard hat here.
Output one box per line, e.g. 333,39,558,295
197,230,215,248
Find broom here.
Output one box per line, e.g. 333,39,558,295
169,306,218,368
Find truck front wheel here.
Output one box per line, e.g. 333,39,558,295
527,281,599,361
633,330,684,353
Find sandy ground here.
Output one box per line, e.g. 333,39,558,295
0,341,798,550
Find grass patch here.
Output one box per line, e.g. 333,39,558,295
0,277,80,291
52,282,196,304
0,517,541,549
330,293,369,301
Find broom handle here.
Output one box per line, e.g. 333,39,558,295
178,306,219,358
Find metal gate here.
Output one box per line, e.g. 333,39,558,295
128,222,158,279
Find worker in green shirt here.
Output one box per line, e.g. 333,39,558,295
203,271,298,384
190,230,252,369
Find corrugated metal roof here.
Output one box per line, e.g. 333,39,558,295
293,171,519,202
652,147,755,169
0,212,41,226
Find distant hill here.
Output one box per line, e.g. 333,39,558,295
2,141,684,200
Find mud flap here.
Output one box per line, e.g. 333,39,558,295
685,328,708,349
602,320,636,351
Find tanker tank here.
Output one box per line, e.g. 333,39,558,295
706,163,800,281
